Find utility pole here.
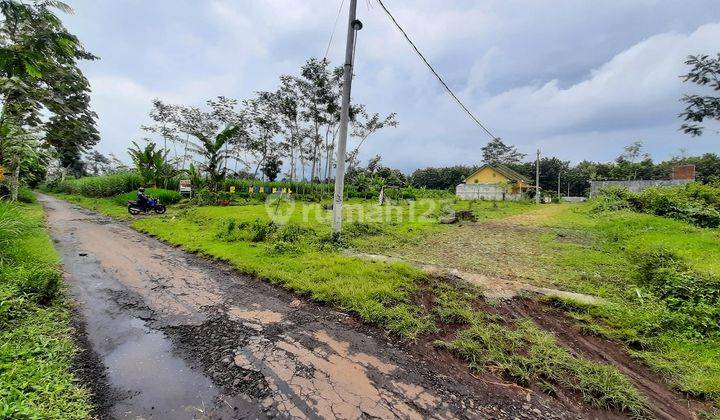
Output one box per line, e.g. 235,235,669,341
535,149,540,204
332,0,362,233
557,170,561,198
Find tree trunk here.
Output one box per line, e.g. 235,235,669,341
9,163,20,202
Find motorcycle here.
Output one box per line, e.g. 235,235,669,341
127,197,166,215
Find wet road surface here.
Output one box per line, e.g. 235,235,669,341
40,194,576,419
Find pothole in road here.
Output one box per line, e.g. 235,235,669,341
162,314,271,401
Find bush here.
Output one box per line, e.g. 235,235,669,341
634,248,720,338
214,219,278,243
16,187,36,203
590,186,635,213
274,224,314,243
114,188,181,205
191,189,236,206
342,222,385,238
592,183,720,227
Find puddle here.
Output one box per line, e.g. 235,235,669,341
43,197,251,418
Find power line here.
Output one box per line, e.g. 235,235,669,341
374,0,498,140
324,0,347,60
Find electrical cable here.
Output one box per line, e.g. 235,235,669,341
324,0,347,60
374,0,498,140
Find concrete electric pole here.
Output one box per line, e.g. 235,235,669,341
557,170,561,198
535,149,541,204
332,0,362,233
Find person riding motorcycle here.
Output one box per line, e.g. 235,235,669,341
137,187,149,209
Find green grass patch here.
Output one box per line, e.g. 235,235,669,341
51,193,134,220
525,205,720,404
429,281,649,416
113,188,181,205
0,201,91,419
134,205,436,338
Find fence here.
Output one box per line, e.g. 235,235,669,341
455,183,523,201
588,179,691,198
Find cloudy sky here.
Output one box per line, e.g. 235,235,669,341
64,0,720,172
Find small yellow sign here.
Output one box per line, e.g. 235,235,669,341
229,186,236,193
0,165,4,182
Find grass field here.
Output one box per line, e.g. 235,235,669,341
53,192,720,414
0,199,91,418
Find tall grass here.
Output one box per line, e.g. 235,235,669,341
0,201,91,418
54,172,143,197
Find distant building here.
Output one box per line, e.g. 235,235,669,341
456,165,532,200
671,164,696,181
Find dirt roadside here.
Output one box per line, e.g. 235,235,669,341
41,194,617,419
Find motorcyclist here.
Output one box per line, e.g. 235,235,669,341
137,187,149,209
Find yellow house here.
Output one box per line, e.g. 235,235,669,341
463,165,532,193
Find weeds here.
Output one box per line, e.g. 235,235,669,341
440,317,649,416
0,202,91,418
592,183,720,227
429,281,649,416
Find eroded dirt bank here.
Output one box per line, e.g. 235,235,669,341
41,194,600,419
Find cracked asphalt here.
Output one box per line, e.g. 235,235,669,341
40,194,581,419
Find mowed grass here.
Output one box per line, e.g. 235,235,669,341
0,200,91,418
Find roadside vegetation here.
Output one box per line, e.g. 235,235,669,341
0,199,91,418
1,0,719,415
46,175,720,416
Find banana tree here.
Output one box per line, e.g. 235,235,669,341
127,141,170,187
187,126,240,191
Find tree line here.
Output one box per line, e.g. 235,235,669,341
125,58,398,190
408,139,720,196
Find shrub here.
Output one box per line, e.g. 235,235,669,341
215,219,243,242
634,248,720,338
215,219,277,243
190,189,236,206
592,183,720,227
246,219,277,242
265,241,302,255
16,187,36,203
274,224,314,243
114,188,181,205
590,186,634,213
342,222,385,238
